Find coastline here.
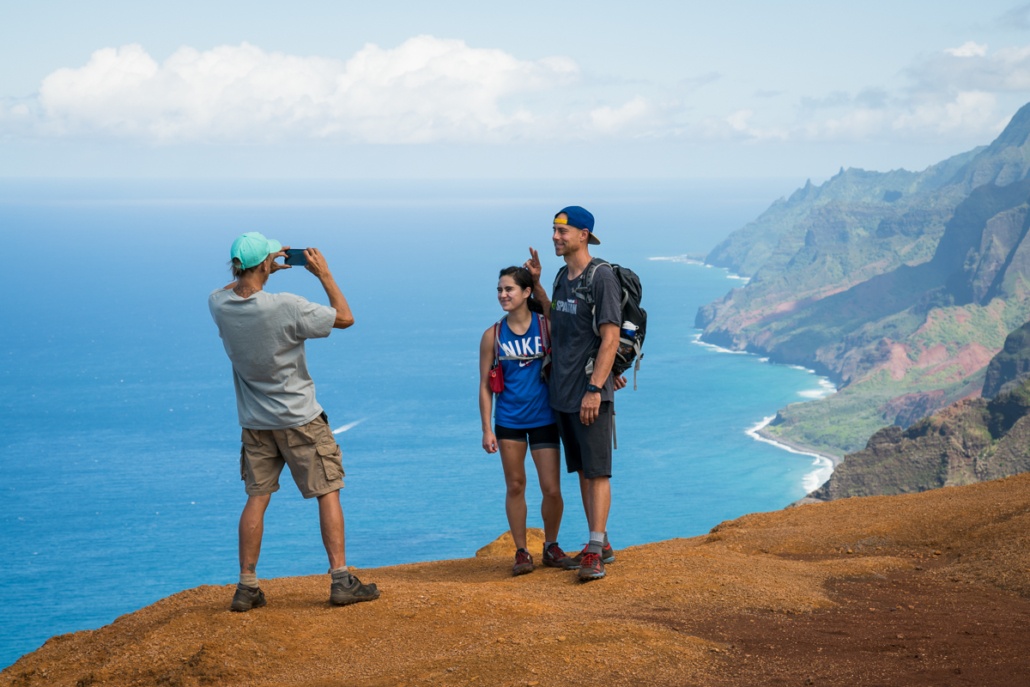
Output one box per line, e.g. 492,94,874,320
747,416,838,495
689,329,840,496
748,416,843,465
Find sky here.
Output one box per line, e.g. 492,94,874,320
3,1,1030,181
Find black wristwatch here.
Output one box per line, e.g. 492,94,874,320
586,384,603,394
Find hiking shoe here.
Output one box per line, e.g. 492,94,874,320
512,548,535,576
573,542,616,565
542,542,579,570
330,573,380,606
578,552,606,581
230,583,266,612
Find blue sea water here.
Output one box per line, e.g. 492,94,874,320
0,178,828,669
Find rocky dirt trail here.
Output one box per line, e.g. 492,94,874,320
4,474,1029,687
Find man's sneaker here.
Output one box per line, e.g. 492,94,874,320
572,542,616,565
512,548,535,576
542,542,579,570
577,552,606,581
230,583,266,612
330,573,380,606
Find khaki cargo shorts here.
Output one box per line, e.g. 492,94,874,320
240,413,345,498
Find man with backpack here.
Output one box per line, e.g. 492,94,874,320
527,206,623,581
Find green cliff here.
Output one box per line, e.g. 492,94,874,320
698,101,1030,456
806,321,1030,500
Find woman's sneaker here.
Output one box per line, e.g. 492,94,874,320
512,548,535,576
542,542,579,570
230,583,266,612
330,573,380,606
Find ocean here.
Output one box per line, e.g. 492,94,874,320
0,178,831,669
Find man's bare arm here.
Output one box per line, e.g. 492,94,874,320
304,248,354,329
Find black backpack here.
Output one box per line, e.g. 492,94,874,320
553,258,646,389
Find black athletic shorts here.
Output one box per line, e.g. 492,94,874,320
494,422,560,451
556,402,613,479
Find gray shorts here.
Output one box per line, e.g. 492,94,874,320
240,413,345,498
556,403,613,479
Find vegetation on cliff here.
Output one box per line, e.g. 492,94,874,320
698,101,1030,456
807,320,1030,500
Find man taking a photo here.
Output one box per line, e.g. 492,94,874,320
209,232,379,610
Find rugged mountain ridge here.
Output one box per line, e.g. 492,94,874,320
807,319,1030,501
697,101,1030,456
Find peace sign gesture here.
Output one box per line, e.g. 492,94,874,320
524,246,542,285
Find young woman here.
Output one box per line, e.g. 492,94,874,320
479,265,578,576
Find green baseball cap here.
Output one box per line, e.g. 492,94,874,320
230,231,283,269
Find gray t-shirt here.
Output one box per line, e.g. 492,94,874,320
549,262,622,413
209,287,336,430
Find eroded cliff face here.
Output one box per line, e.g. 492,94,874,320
983,320,1030,398
698,102,1030,455
807,374,1030,501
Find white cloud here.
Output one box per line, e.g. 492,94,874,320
587,97,651,134
695,109,788,142
802,108,890,141
794,92,1004,143
906,43,1030,94
8,37,671,145
784,43,1028,144
946,41,988,58
991,45,1030,89
892,91,1000,134
6,34,1030,157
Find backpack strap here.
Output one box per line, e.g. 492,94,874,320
492,317,504,367
537,312,552,381
584,259,613,336
551,265,568,295
579,258,607,302
553,259,609,303
496,314,548,362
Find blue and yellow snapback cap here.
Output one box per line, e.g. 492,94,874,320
554,205,599,244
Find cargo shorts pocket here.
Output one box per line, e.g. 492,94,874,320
239,430,265,482
316,441,345,483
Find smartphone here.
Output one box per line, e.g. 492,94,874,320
285,248,308,266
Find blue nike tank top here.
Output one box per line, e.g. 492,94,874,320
494,315,555,429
